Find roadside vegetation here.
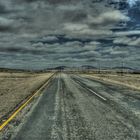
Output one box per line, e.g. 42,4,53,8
0,72,53,121
82,72,140,90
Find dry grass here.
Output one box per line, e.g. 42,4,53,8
83,73,140,90
0,72,53,119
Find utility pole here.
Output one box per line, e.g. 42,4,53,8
98,61,101,74
121,56,124,76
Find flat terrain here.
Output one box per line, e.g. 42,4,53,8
82,73,140,90
0,72,53,120
4,73,139,140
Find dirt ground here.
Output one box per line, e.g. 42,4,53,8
83,73,140,90
0,72,53,120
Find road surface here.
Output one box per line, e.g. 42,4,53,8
11,73,140,140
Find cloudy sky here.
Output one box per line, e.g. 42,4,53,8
0,0,139,70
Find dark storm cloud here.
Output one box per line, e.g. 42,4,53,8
63,10,87,22
0,17,13,31
0,4,7,13
31,35,93,45
22,0,38,2
47,0,77,5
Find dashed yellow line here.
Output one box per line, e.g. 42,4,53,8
0,74,54,131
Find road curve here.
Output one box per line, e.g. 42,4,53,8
10,73,140,140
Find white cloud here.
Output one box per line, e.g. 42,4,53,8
115,30,140,36
64,23,89,31
41,36,58,41
127,0,139,7
113,36,140,46
64,23,113,36
0,17,13,27
113,36,132,44
130,38,140,46
88,10,129,25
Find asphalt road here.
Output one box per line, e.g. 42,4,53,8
11,73,140,140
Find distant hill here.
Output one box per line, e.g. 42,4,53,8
52,66,69,70
0,68,32,73
54,66,65,70
81,65,97,69
111,66,134,71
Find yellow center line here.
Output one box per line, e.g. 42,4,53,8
0,74,54,131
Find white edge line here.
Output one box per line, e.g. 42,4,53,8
76,80,107,101
88,89,107,101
